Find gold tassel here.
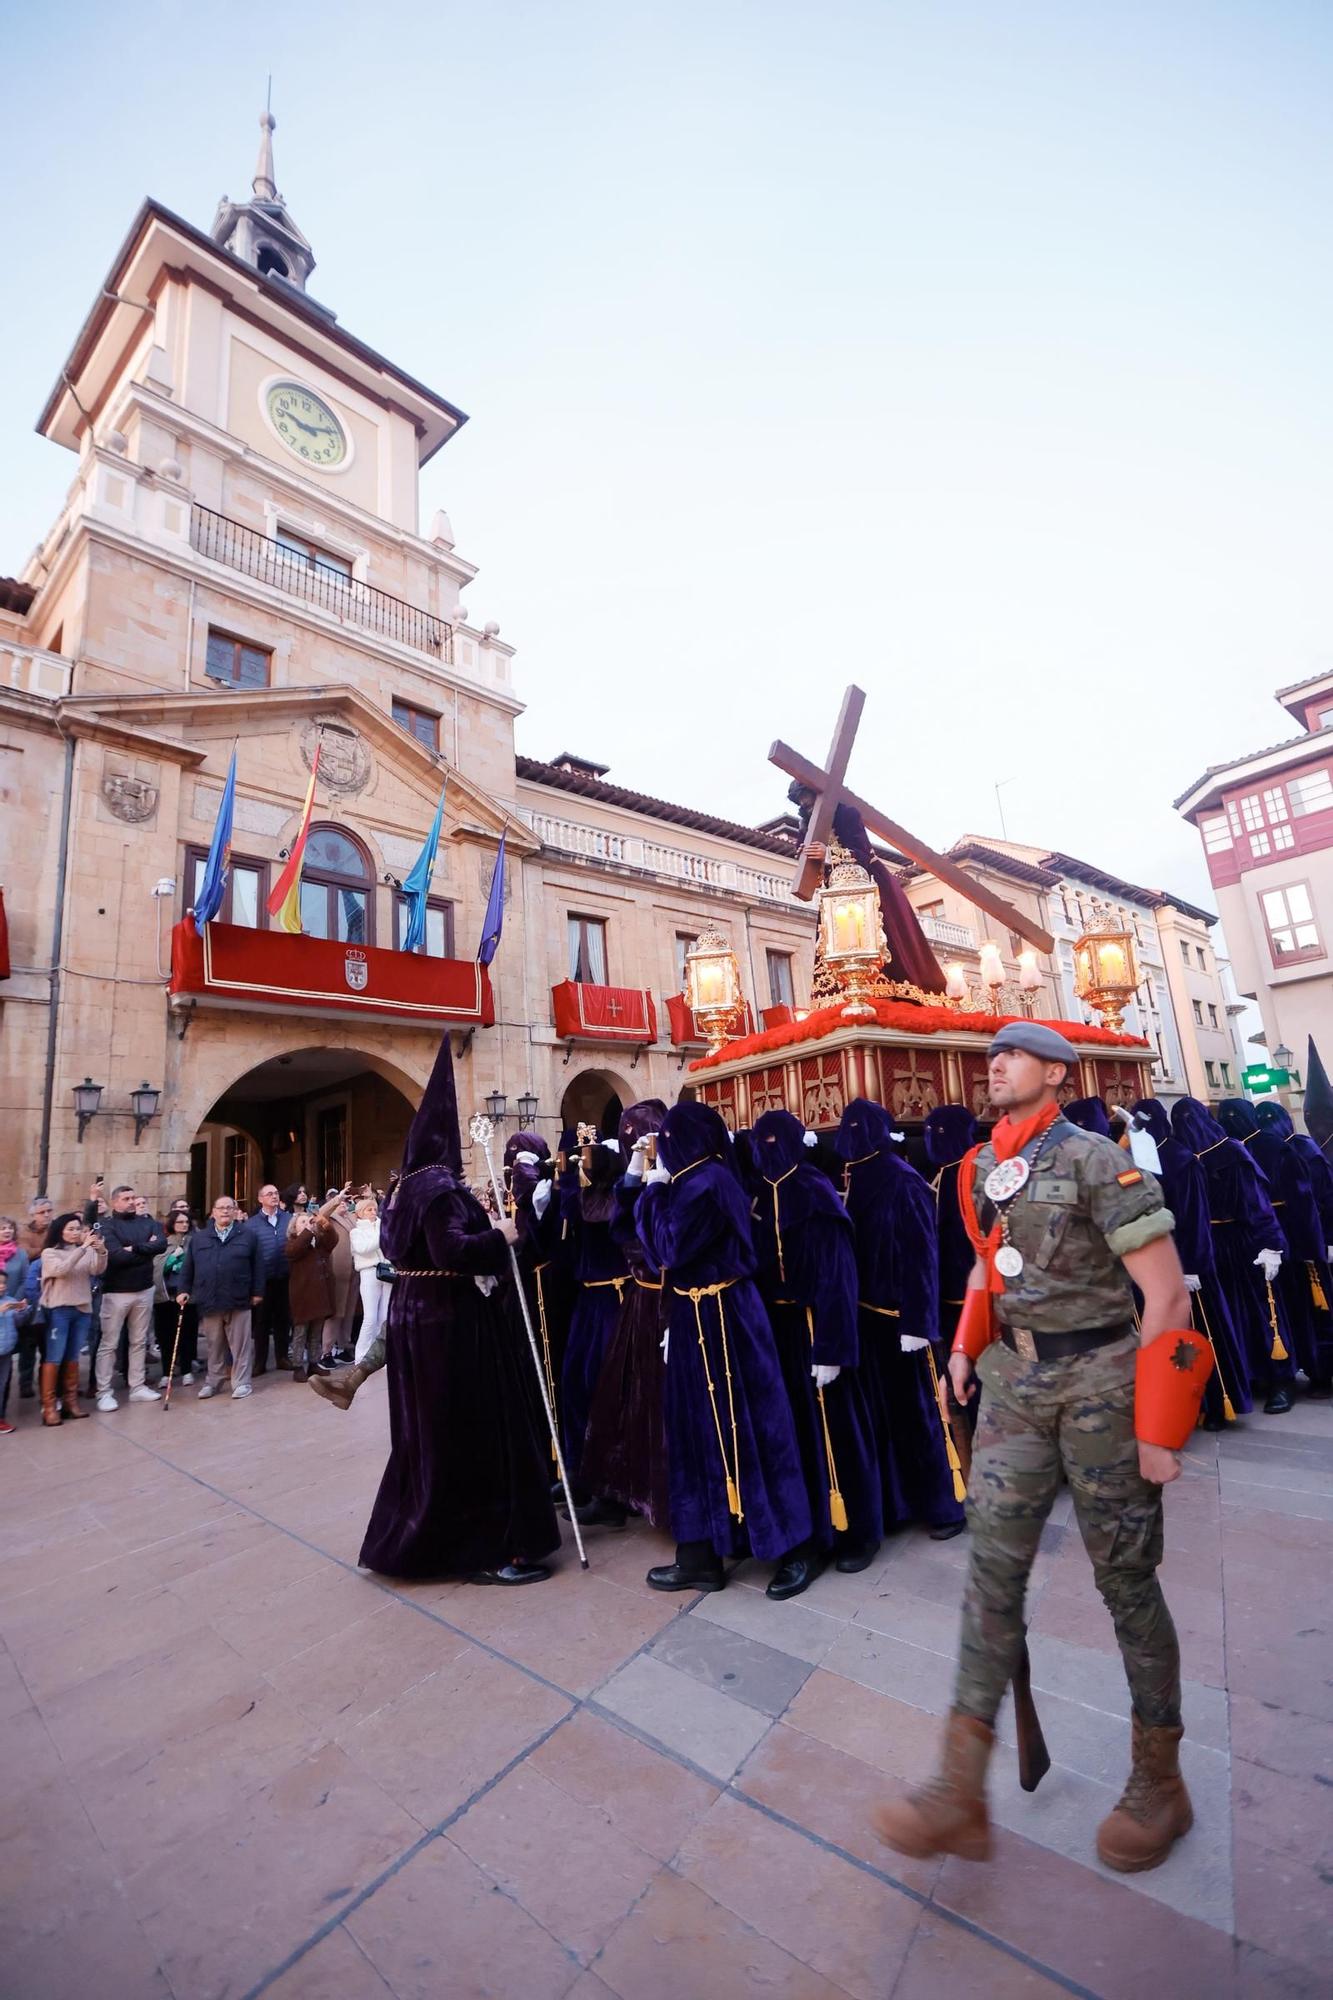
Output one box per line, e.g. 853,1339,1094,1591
807,1310,849,1533
1308,1262,1329,1312
1265,1282,1289,1363
1192,1293,1237,1423
691,1290,743,1522
725,1475,743,1519
925,1343,968,1502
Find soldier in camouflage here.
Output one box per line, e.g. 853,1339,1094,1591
874,1021,1198,1876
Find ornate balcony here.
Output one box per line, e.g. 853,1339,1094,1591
169,918,493,1028
551,980,657,1047
521,810,798,906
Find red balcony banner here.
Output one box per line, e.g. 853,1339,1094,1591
170,917,494,1027
552,980,657,1043
665,992,755,1045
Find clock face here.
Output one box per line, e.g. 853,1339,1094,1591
265,382,348,468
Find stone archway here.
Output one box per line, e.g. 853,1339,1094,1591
192,1045,421,1205
559,1065,635,1139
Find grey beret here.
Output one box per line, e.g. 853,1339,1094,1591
987,1020,1080,1066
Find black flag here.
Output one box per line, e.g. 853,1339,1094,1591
1305,1037,1333,1154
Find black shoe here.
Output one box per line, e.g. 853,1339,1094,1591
1263,1387,1294,1414
309,1354,332,1376
467,1561,552,1586
766,1550,827,1601
1202,1411,1226,1432
834,1539,880,1574
572,1498,628,1530
929,1519,967,1541
647,1560,726,1593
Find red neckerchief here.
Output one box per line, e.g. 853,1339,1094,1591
958,1101,1062,1294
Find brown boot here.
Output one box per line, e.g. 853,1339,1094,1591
1096,1716,1193,1873
309,1362,367,1411
59,1360,89,1419
39,1361,62,1427
873,1711,994,1862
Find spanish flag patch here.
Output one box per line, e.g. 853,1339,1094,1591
1116,1168,1144,1187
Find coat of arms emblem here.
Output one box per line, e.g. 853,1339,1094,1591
344,950,369,992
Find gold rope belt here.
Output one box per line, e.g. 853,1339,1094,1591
858,1301,901,1316
634,1276,664,1291
805,1304,848,1532
582,1276,629,1300
392,1268,466,1278
672,1279,743,1521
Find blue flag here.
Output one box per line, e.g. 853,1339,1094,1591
477,833,506,965
402,782,447,953
192,746,236,926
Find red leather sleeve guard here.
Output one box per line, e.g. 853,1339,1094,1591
1134,1328,1214,1449
951,1287,996,1363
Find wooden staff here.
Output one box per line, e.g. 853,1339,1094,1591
162,1301,186,1414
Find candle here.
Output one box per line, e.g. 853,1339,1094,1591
944,962,968,1000
979,941,1005,989
694,960,725,1007
1018,950,1042,992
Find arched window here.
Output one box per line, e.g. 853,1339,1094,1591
299,825,374,945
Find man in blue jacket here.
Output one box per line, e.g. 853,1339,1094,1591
178,1195,265,1400
245,1184,292,1376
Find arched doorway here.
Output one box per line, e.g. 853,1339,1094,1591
560,1066,634,1139
194,1046,418,1207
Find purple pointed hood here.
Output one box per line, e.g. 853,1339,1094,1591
618,1098,668,1151
1218,1098,1261,1143
1171,1096,1228,1152
659,1101,740,1180
1255,1100,1296,1141
1130,1097,1172,1149
752,1109,811,1180
833,1097,901,1162
923,1104,977,1168
504,1129,550,1206
400,1031,462,1180
1064,1096,1112,1139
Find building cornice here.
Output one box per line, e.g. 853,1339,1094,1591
1173,726,1333,817
515,758,800,859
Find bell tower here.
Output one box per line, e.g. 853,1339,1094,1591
211,103,317,294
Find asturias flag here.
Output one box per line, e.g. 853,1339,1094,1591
402,782,447,953
192,746,237,926
477,832,506,965
267,741,321,934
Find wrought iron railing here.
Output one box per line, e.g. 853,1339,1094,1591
190,504,452,661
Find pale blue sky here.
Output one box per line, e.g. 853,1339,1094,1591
4,1,1330,920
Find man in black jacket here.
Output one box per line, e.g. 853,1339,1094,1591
245,1185,292,1376
93,1184,167,1411
178,1196,265,1400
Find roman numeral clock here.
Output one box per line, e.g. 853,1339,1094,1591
264,381,349,467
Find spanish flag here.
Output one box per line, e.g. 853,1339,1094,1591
267,742,321,933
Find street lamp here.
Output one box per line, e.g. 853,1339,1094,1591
516,1090,539,1126
484,1090,507,1124
130,1082,161,1145
1272,1042,1294,1075
73,1077,104,1142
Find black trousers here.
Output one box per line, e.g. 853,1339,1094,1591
253,1275,291,1373
154,1300,198,1377
17,1320,43,1393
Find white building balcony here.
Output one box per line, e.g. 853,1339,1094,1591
521,810,798,905
920,914,976,952
2,641,72,701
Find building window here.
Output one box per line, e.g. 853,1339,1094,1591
1204,1060,1218,1088
569,915,608,983
275,528,354,579
1239,794,1264,832
674,931,695,993
298,825,374,944
1289,769,1333,816
1196,947,1207,970
224,1134,251,1209
1192,1000,1204,1025
1273,824,1296,850
1208,1003,1219,1029
1221,1062,1232,1087
391,699,440,751
185,846,268,927
1261,883,1323,965
1200,814,1231,853
1262,787,1289,825
767,950,795,1008
317,1105,347,1193
1226,801,1242,837
1180,941,1190,966
1250,831,1271,858
918,899,945,920
204,629,271,688
394,896,455,957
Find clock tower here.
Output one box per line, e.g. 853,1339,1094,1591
212,107,317,294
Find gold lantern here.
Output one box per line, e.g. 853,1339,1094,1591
1072,900,1140,1032
818,842,887,1021
684,926,744,1052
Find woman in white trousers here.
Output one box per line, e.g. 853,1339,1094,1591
351,1198,390,1365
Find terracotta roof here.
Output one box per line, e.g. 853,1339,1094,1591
940,841,1063,889
515,755,803,859
1173,724,1333,810
0,578,36,614
1040,851,1216,927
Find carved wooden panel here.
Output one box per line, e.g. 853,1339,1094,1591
877,1048,946,1122
749,1064,789,1120
799,1053,846,1129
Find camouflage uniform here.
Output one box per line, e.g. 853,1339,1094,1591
954,1117,1182,1730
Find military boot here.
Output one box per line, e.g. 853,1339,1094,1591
873,1711,994,1861
309,1361,368,1410
1096,1716,1192,1872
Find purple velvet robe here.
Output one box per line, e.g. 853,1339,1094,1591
1131,1099,1252,1419
923,1106,978,1346
837,1099,965,1532
579,1100,672,1526
558,1153,631,1481
1171,1098,1294,1395
750,1111,883,1551
506,1133,574,1464
638,1104,812,1560
1222,1100,1333,1391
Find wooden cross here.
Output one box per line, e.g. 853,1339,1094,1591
769,685,1056,955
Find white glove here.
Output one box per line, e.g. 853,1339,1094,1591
625,1137,650,1183
1326,1245,1333,1262
473,1275,497,1297
1183,1274,1202,1293
645,1163,671,1187
900,1333,930,1353
514,1150,539,1166
811,1362,841,1388
802,1130,819,1149
1254,1249,1282,1282
660,1325,670,1364
601,1138,621,1155
532,1180,552,1220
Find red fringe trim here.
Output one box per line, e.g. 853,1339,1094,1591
688,999,1148,1072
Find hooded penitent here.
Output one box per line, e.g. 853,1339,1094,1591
359,1033,559,1578
1170,1096,1295,1398
1258,1098,1333,1242
923,1106,979,1349
1222,1098,1333,1392
750,1110,882,1552
558,1128,632,1486
1064,1097,1112,1139
577,1098,673,1525
835,1099,964,1532
637,1100,812,1561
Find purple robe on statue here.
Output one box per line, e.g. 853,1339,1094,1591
1171,1098,1295,1399
559,1143,631,1483
751,1110,883,1554
1130,1099,1252,1421
359,1039,559,1578
836,1099,965,1533
638,1103,812,1561
1221,1100,1333,1393
832,804,946,995
580,1100,673,1526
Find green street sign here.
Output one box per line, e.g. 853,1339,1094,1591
1242,1064,1290,1092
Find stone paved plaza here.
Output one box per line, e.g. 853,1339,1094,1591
2,1373,1330,2000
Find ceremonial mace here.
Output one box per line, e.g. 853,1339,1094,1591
161,1301,186,1414
469,1114,589,1570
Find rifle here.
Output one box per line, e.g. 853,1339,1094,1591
1012,1639,1050,1792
